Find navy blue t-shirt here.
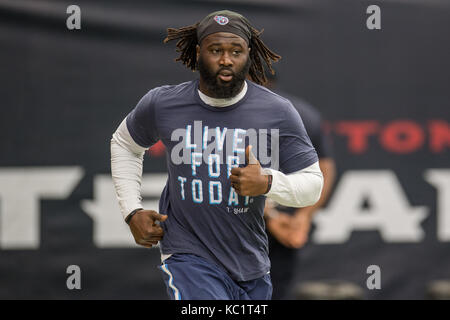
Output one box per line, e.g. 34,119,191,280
126,79,318,282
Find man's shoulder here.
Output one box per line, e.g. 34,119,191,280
248,81,294,108
143,80,196,103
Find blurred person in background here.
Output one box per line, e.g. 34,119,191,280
263,71,336,300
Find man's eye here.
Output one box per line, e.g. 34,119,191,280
233,51,241,55
211,49,221,54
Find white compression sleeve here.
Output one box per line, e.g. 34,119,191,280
263,162,324,208
110,118,147,220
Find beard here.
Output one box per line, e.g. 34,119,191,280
198,56,251,99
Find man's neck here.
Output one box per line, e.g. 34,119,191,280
198,81,248,107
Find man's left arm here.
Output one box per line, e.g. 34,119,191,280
262,161,323,208
230,148,324,208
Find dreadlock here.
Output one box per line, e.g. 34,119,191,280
163,21,281,85
246,25,281,85
164,23,199,71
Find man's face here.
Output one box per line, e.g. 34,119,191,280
197,32,251,99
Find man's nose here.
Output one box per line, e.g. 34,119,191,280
219,52,233,67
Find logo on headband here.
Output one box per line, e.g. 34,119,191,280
214,15,229,25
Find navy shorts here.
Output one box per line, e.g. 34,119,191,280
158,253,272,300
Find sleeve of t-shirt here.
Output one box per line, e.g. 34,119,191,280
125,88,160,148
278,101,319,174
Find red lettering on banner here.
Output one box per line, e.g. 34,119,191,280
335,121,379,153
429,120,450,153
380,120,424,153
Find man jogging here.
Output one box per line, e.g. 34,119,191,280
111,10,323,300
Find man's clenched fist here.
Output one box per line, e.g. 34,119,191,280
128,209,168,248
229,145,271,196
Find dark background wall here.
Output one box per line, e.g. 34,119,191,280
0,0,449,299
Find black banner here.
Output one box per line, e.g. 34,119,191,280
0,0,449,300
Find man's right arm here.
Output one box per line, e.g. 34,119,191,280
110,118,167,247
110,118,147,221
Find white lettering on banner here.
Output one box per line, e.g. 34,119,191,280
424,169,450,241
0,168,449,250
313,170,428,243
0,167,83,249
81,174,168,248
